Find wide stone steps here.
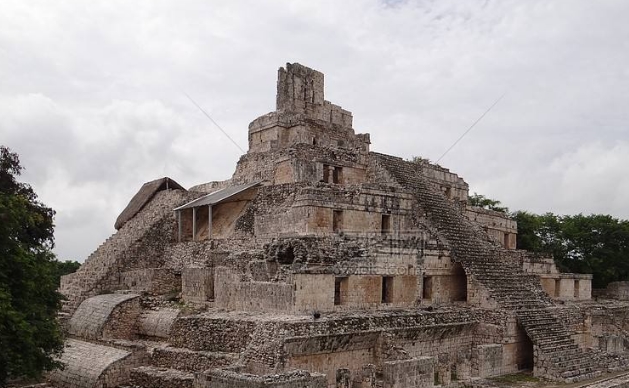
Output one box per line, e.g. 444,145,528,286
373,152,610,383
151,347,238,372
130,366,194,388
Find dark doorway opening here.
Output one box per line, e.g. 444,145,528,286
333,210,343,233
451,263,467,302
334,277,346,305
333,166,343,184
423,276,433,301
382,276,393,304
381,214,391,235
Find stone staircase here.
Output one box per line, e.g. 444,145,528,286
60,190,188,315
372,152,624,382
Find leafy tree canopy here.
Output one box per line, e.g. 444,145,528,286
467,192,629,289
512,211,629,288
0,146,64,386
51,260,81,287
468,192,509,214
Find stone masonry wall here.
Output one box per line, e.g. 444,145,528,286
198,369,327,388
119,268,180,295
169,315,258,352
214,266,294,312
182,267,215,304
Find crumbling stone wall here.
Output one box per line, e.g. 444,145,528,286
601,282,629,300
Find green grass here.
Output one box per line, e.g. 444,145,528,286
490,373,540,384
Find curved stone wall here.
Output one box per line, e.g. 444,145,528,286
138,308,180,338
48,339,139,388
68,293,140,340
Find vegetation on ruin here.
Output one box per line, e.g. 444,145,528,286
51,259,81,286
513,211,629,288
468,192,509,213
489,372,541,384
468,191,629,288
0,146,64,386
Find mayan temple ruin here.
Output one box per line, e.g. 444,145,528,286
52,63,629,388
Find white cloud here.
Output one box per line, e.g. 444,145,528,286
0,0,628,260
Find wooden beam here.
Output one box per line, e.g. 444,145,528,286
192,207,197,241
177,211,182,242
208,205,213,239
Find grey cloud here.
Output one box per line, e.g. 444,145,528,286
0,0,627,261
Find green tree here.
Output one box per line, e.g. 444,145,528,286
51,260,81,287
0,146,64,386
468,192,508,213
512,211,629,288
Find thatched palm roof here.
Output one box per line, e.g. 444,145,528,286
114,177,185,230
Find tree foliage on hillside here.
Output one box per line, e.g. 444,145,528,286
0,146,64,386
513,211,629,288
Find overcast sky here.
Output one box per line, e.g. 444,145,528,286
1,0,628,262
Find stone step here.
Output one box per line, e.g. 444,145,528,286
130,366,194,388
375,153,609,384
151,347,238,372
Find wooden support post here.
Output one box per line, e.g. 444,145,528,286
177,211,182,242
208,205,213,239
192,207,197,242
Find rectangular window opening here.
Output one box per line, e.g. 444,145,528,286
334,277,346,305
322,164,330,183
333,210,343,233
333,166,343,184
423,276,433,300
381,214,391,235
574,280,580,299
554,279,561,298
382,276,393,304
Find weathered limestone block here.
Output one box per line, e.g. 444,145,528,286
68,293,140,340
